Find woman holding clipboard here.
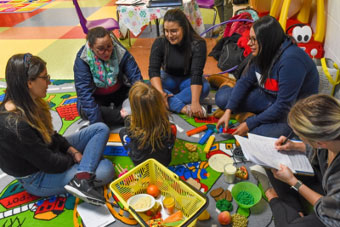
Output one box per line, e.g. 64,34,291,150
252,94,340,227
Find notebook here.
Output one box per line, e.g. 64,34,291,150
234,133,314,175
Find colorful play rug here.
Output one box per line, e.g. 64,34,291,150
0,0,54,13
0,80,238,226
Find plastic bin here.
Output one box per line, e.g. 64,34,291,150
110,159,208,227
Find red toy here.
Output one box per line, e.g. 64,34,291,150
222,128,236,134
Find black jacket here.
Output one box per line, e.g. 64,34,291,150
119,119,175,166
0,112,74,177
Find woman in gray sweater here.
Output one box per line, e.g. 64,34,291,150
253,94,340,227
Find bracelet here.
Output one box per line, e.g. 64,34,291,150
291,180,303,192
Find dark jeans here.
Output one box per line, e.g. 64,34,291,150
93,85,130,127
215,85,291,137
269,198,325,227
267,168,325,227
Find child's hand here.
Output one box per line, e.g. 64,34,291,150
120,109,128,118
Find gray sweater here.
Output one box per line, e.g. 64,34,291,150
311,146,340,226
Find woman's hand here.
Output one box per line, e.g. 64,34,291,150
216,109,231,130
275,136,306,152
271,164,297,186
191,102,205,118
162,92,173,109
67,147,82,163
232,122,249,136
275,136,293,150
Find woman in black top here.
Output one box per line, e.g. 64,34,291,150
0,54,114,206
149,9,210,118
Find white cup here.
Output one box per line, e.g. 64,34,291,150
224,164,236,184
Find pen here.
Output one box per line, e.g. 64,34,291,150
282,131,293,145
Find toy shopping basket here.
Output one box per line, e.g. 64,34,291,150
110,159,208,227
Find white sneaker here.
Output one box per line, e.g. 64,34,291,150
249,165,271,192
185,105,207,118
200,106,207,118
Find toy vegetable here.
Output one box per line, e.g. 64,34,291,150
162,210,183,224
235,166,248,180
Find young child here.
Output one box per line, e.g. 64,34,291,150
119,82,176,166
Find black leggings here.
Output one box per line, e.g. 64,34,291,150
265,169,324,213
93,85,130,127
269,198,325,227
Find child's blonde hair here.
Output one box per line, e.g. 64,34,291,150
128,82,172,152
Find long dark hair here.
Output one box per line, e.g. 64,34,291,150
163,8,203,75
1,54,53,143
252,16,286,85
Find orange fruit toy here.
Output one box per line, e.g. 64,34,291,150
147,184,160,198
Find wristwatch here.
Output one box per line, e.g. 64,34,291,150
291,180,303,192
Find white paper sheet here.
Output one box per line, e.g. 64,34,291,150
77,203,115,227
234,134,314,175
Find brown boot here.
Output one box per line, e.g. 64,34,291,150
231,112,255,123
213,108,225,119
207,74,231,89
219,78,236,88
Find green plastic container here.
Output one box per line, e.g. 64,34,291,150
231,182,262,209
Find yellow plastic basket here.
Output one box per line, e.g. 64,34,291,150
110,159,208,227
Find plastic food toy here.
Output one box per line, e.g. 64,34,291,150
235,166,249,180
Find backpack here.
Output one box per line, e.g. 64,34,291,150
223,12,253,38
217,39,245,71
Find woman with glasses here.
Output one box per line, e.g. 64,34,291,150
74,27,142,127
0,54,115,205
149,9,210,118
215,15,319,137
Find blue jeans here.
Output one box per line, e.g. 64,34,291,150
17,123,115,197
161,71,210,113
215,86,291,137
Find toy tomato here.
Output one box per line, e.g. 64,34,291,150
235,166,248,180
147,184,160,198
151,211,162,219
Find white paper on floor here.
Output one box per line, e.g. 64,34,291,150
77,202,115,227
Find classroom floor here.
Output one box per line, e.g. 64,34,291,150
0,0,221,80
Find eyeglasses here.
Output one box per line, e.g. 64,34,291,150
38,74,51,81
94,44,113,54
247,36,257,45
